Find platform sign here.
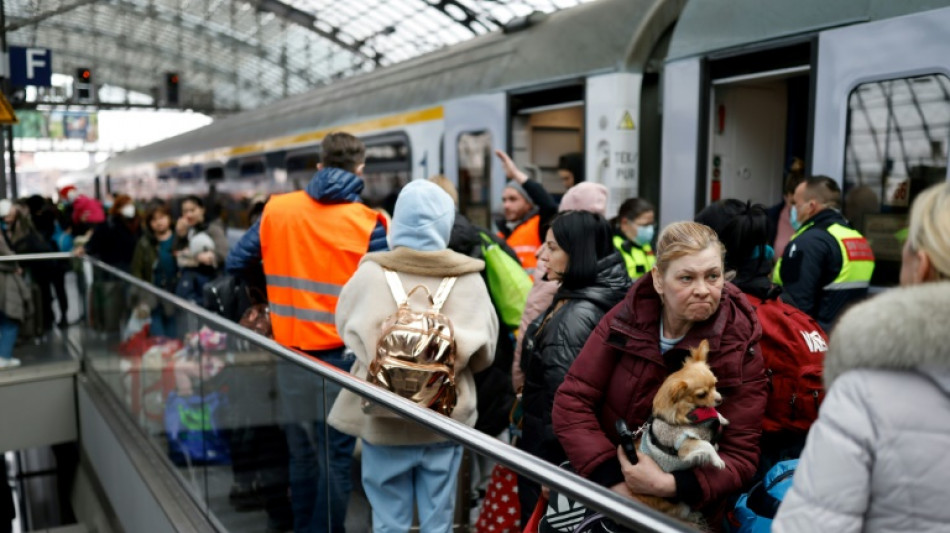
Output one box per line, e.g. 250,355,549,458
0,93,18,125
9,46,52,87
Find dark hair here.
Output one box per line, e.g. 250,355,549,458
145,202,173,225
557,152,585,183
550,211,614,290
695,199,769,272
611,197,655,228
801,175,841,208
321,132,365,173
181,195,204,209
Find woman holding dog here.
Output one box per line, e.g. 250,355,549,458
517,210,632,522
774,182,950,532
553,221,767,527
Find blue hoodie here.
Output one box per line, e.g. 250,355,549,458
225,167,388,274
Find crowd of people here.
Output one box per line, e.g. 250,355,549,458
1,129,948,533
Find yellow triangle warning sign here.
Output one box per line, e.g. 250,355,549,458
617,110,635,130
0,93,18,125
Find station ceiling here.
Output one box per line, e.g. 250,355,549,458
6,0,595,114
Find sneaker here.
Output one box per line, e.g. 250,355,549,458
0,358,21,369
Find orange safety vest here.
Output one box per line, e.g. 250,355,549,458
260,191,386,351
499,214,541,275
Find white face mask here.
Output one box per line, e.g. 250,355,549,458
120,204,136,219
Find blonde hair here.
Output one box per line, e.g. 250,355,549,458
907,182,950,279
427,175,459,207
654,221,725,274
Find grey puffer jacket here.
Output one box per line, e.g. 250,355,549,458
774,281,950,533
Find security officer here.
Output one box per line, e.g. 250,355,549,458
774,175,874,332
611,197,656,280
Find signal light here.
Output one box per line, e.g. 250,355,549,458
75,67,93,102
165,72,180,106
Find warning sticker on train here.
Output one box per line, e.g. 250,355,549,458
617,110,635,130
0,94,18,125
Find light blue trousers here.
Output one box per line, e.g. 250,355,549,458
362,441,463,533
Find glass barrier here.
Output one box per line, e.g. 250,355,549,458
4,253,688,533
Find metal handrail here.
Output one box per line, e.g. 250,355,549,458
8,252,689,532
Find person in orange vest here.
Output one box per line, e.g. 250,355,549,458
494,150,558,276
226,132,388,533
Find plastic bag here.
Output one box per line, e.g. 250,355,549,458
481,232,532,330
165,391,230,465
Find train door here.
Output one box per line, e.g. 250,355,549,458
509,84,585,197
704,42,813,209
444,94,507,229
812,7,950,287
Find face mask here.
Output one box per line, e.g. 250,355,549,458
634,224,655,246
120,204,136,219
789,205,802,232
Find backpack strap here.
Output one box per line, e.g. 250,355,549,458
431,277,457,312
383,269,408,305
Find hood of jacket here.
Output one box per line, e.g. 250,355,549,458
555,252,631,311
305,167,364,203
825,281,950,389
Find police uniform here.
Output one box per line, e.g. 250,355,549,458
612,234,655,280
774,209,874,332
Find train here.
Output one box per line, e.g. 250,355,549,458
96,0,950,288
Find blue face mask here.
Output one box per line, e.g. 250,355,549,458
634,224,655,247
789,205,802,232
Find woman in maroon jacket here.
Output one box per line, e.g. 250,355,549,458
552,221,767,525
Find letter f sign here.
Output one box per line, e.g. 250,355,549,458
26,48,46,80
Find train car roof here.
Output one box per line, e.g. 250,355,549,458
667,0,950,61
106,0,676,171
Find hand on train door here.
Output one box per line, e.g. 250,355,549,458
495,149,529,185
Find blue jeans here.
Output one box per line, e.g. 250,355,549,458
278,348,356,533
361,441,463,533
0,312,18,359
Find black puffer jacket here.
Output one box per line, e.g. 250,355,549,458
518,252,631,464
447,213,519,437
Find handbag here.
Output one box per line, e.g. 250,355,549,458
480,232,532,330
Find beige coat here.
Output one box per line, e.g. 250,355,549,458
328,248,498,446
0,232,32,322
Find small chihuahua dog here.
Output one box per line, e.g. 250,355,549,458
626,340,729,521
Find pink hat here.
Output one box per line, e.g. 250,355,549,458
559,182,608,217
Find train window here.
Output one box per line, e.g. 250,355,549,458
205,166,225,182
286,150,321,190
843,74,950,287
362,132,411,214
458,131,493,229
239,160,266,179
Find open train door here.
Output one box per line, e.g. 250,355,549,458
812,7,950,287
443,93,507,231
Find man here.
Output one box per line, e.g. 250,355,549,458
774,175,875,332
227,132,388,533
494,150,558,275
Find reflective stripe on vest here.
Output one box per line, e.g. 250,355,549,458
823,224,875,290
260,191,386,351
773,220,874,289
502,214,541,275
612,235,655,280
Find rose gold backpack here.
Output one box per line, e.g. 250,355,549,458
363,270,458,417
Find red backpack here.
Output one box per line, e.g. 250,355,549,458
745,294,828,434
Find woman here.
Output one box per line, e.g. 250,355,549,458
0,206,29,369
695,200,828,468
611,197,656,280
131,203,179,337
173,195,228,304
517,210,631,521
328,180,497,532
82,194,142,272
552,221,766,525
774,182,950,532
